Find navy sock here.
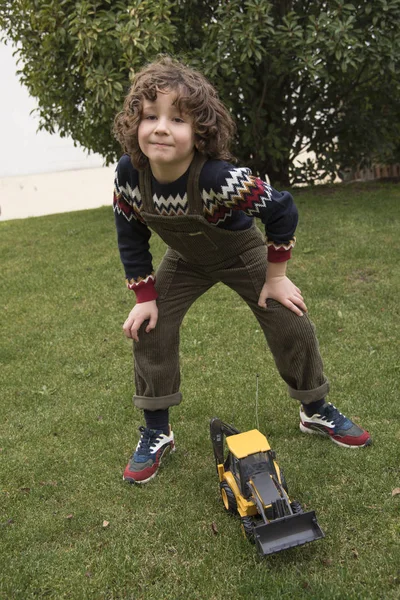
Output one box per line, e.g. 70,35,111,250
143,409,170,435
302,398,325,417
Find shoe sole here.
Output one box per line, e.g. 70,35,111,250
123,444,176,484
299,422,372,448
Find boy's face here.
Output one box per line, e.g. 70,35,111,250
138,90,195,183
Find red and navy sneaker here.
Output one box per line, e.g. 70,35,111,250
299,402,371,448
123,426,175,484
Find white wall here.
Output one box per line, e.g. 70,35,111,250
0,38,105,178
0,37,117,221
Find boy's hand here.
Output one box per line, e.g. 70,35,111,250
123,300,158,342
258,275,307,317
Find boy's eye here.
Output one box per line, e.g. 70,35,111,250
173,117,184,123
144,115,157,120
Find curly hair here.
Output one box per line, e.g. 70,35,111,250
113,56,236,169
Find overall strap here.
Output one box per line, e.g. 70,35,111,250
187,152,207,215
138,166,155,214
138,152,207,215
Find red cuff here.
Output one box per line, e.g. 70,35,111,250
267,246,292,263
130,280,158,303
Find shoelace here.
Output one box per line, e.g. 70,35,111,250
321,403,347,427
136,426,163,456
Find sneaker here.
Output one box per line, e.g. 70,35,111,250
123,426,175,484
299,402,371,448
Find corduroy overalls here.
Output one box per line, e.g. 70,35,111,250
134,153,329,411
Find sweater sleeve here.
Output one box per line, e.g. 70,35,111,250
113,155,158,302
206,162,297,262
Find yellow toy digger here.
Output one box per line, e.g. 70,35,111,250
210,418,325,556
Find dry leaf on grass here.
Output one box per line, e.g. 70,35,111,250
391,488,400,497
102,520,110,528
211,522,218,535
321,558,333,567
1,519,14,527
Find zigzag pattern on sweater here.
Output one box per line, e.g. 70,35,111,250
126,273,155,288
202,188,233,224
113,183,143,222
114,167,274,226
202,168,273,224
220,169,273,213
153,193,188,216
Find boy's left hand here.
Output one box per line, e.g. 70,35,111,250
258,275,307,317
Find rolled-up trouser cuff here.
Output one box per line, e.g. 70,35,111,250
288,380,330,404
133,392,182,411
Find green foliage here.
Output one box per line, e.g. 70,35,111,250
1,1,400,184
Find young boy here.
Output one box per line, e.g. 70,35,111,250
113,57,371,484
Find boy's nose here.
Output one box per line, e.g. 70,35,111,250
154,118,169,134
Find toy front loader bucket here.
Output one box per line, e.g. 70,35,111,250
254,511,324,557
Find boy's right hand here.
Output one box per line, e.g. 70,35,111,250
123,300,158,342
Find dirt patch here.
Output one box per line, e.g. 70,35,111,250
347,268,377,283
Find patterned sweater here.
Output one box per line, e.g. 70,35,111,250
113,154,298,302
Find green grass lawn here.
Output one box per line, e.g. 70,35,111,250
1,182,399,600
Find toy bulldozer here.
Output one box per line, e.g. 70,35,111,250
210,418,325,557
